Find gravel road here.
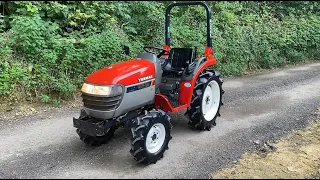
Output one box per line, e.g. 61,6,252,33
0,62,319,179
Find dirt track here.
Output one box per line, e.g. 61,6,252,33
211,117,320,179
0,62,320,179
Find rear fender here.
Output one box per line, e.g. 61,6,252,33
182,56,206,81
178,56,216,106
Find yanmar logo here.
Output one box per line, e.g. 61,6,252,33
138,75,153,82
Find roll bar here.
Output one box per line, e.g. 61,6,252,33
165,2,212,48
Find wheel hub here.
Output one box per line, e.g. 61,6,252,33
152,134,157,141
146,123,166,153
201,80,221,121
205,96,210,105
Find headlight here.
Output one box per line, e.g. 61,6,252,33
81,83,123,96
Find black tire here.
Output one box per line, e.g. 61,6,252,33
130,109,172,165
76,126,118,147
186,69,224,131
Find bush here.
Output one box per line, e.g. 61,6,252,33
4,13,129,100
0,1,319,103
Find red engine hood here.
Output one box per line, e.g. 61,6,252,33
85,59,155,86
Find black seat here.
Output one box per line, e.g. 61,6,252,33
163,48,194,75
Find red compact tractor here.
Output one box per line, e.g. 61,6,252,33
73,2,224,165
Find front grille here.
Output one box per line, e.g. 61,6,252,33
82,93,122,111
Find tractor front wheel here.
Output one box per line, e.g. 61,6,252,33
186,69,224,131
130,109,172,164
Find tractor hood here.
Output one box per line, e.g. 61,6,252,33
85,59,155,86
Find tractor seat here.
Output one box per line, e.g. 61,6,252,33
163,48,194,75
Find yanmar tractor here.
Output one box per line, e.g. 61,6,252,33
73,2,224,165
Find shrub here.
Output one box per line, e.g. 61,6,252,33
0,1,319,103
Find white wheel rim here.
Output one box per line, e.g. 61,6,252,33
146,123,166,154
202,80,220,121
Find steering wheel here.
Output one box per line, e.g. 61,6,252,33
143,46,171,68
143,46,170,58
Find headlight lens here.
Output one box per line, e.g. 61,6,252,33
81,83,123,96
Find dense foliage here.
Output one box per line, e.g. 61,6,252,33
0,1,319,104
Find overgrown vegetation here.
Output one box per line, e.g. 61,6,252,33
0,1,319,103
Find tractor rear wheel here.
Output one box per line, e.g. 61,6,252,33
130,109,172,165
186,69,224,131
76,126,117,146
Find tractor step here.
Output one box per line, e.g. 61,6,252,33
168,97,184,108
